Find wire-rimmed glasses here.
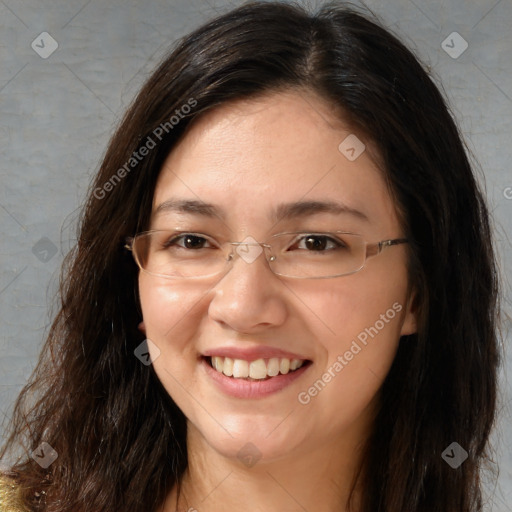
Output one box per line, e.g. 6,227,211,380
125,230,409,279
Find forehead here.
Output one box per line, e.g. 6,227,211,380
152,90,400,234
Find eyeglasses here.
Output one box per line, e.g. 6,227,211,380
125,230,409,280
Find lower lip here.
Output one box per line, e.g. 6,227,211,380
201,357,312,399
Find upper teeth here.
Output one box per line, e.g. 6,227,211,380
211,356,305,379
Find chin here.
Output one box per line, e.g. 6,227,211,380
191,413,306,465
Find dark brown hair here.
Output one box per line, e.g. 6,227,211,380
0,2,502,511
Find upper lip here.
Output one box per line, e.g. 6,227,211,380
202,346,310,362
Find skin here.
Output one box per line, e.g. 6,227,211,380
138,89,417,512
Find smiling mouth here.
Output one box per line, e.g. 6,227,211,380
204,355,312,381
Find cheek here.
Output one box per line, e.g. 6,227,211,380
139,275,210,372
138,276,205,405
307,271,406,343
298,283,404,429
139,278,178,334
304,264,408,388
138,276,207,351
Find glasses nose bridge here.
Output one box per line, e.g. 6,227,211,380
224,240,275,266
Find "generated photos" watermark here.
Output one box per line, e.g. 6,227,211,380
94,98,197,200
298,301,403,404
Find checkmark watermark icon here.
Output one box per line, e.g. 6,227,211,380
32,237,58,263
235,236,263,264
31,442,58,469
441,442,468,469
441,32,468,59
338,134,366,161
237,442,262,468
134,338,161,366
31,32,59,59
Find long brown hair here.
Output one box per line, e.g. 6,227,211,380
0,2,502,511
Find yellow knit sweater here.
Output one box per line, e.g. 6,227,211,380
0,476,26,512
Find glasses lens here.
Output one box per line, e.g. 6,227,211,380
133,231,228,278
268,232,366,278
132,231,367,279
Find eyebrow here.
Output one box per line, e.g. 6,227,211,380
153,198,369,223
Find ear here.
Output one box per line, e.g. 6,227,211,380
138,320,146,334
400,289,418,336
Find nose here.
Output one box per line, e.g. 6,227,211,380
207,241,288,333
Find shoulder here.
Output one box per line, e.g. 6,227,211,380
0,474,27,512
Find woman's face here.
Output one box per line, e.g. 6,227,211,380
138,90,417,464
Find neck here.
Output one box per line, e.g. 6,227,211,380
164,424,368,512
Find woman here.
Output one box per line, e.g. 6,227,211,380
0,1,502,511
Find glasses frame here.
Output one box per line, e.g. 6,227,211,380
125,230,409,280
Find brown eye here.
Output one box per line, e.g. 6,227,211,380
163,233,214,250
291,234,345,252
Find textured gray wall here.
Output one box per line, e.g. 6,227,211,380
1,0,511,509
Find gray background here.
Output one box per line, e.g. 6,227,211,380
0,0,511,509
